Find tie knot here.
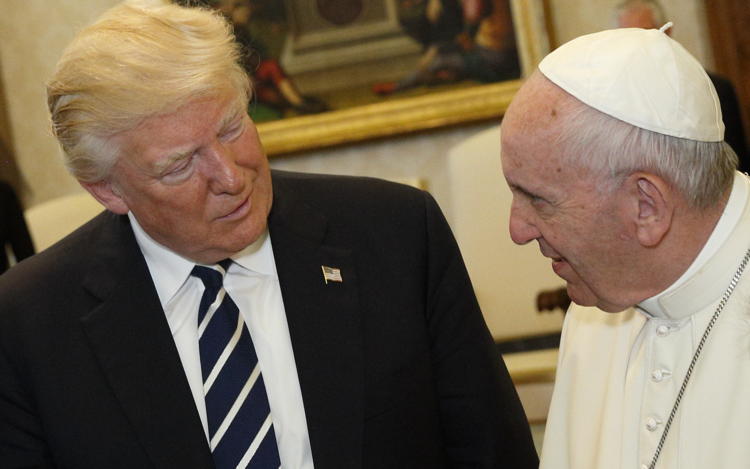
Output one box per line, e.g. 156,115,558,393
191,265,223,288
191,259,232,289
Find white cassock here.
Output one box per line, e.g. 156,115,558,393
540,172,750,469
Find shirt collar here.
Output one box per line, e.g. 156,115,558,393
226,228,277,278
128,212,274,306
637,172,750,319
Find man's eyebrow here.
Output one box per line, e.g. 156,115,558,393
153,149,194,176
511,183,545,201
509,182,531,196
217,100,245,132
152,100,246,176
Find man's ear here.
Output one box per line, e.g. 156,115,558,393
632,173,673,247
81,180,130,215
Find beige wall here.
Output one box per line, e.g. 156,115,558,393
548,0,713,70
0,0,122,207
268,124,498,226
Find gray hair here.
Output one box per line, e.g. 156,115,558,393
558,99,737,209
612,0,666,29
47,0,251,183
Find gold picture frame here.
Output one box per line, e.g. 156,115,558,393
258,0,551,157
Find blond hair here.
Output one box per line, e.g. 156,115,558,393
47,0,250,183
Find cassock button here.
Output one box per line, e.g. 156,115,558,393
651,369,671,381
645,418,658,431
656,325,670,337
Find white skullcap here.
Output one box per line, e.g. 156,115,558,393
538,24,724,142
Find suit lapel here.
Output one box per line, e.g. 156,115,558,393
269,176,364,468
79,213,214,469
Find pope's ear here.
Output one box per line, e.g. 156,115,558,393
81,180,130,215
633,174,673,247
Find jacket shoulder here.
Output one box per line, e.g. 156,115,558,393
270,170,430,218
0,211,127,314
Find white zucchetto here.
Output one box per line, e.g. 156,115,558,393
538,24,724,142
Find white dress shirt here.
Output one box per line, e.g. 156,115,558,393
541,172,750,469
128,213,313,468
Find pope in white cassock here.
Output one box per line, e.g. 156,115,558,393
500,24,749,469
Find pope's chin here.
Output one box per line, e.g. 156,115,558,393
564,283,594,307
567,282,632,314
550,261,600,309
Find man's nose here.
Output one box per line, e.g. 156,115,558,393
206,144,244,195
508,202,541,245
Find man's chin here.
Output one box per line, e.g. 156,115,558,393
567,284,632,313
565,283,598,308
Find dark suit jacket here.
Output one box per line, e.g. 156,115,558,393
709,73,749,172
0,171,538,469
0,180,34,274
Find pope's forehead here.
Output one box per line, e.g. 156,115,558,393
502,74,578,152
512,74,576,118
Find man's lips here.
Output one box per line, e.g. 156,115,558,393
217,193,251,220
551,257,568,276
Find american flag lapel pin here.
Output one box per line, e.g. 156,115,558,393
322,266,343,284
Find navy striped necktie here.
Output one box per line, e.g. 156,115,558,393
191,260,281,469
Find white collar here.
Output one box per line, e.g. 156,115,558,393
127,212,275,307
637,172,750,319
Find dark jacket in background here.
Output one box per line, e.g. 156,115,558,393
0,180,34,274
710,73,749,172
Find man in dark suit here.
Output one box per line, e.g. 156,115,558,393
0,2,537,468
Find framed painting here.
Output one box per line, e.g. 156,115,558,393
204,0,551,156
